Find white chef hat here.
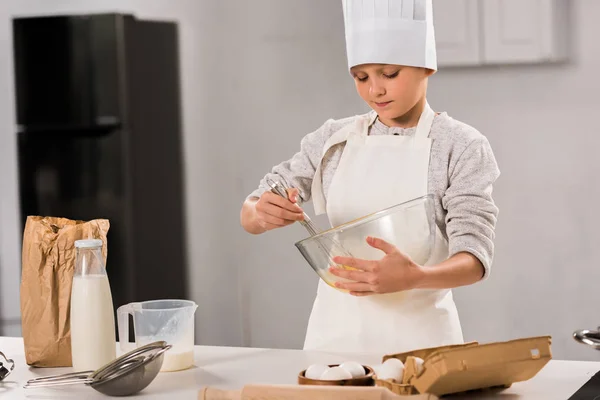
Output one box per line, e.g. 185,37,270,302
342,0,437,71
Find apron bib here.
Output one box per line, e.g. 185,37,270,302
304,104,464,354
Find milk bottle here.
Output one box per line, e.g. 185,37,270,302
70,239,116,371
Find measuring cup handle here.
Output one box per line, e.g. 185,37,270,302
117,304,136,353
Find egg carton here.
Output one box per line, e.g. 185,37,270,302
374,336,552,397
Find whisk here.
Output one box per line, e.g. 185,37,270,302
266,177,321,236
266,178,354,259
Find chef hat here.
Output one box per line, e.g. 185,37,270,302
342,0,437,71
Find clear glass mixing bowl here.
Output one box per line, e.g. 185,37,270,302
295,194,436,292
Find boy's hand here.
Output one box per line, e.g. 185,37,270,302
254,188,304,231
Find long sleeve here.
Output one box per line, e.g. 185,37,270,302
442,136,500,279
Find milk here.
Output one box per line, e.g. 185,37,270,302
137,325,195,371
70,274,116,371
160,349,194,372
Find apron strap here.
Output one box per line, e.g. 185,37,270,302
311,113,374,215
414,102,435,140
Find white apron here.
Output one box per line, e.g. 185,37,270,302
303,104,464,354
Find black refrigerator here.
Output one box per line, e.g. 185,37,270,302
12,13,188,312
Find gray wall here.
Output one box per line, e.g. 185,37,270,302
1,0,599,361
427,1,600,362
0,0,22,336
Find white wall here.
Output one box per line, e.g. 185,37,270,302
1,0,600,362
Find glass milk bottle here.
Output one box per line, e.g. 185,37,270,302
70,239,116,371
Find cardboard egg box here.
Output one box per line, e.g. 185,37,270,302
374,336,552,397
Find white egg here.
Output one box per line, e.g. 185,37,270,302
305,364,330,380
383,358,404,369
377,358,404,382
320,366,353,380
413,357,424,374
339,361,366,378
375,366,399,381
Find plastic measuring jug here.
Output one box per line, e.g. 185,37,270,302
117,299,197,372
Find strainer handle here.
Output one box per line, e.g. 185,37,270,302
24,371,95,389
24,377,93,388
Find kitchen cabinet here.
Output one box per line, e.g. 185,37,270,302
434,0,482,66
481,0,568,64
434,0,569,67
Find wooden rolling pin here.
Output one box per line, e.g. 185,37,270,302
199,384,439,400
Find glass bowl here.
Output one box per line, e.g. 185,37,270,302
295,194,436,292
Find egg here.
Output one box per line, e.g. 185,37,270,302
374,366,399,381
413,357,424,374
305,364,330,380
383,358,404,369
376,358,405,382
320,366,353,380
339,361,366,378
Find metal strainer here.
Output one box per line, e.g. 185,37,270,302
24,341,171,396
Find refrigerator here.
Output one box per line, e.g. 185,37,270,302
10,12,189,325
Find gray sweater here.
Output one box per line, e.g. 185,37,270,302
248,110,500,278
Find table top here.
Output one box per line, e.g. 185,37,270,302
1,336,599,399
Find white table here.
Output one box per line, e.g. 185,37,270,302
1,336,599,399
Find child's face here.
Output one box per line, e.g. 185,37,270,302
350,64,434,124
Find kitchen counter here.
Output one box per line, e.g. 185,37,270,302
1,336,599,399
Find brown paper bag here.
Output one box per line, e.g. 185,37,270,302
20,216,110,367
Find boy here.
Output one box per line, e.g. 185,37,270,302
241,0,500,354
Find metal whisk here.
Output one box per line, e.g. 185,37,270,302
266,178,321,236
266,178,354,259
